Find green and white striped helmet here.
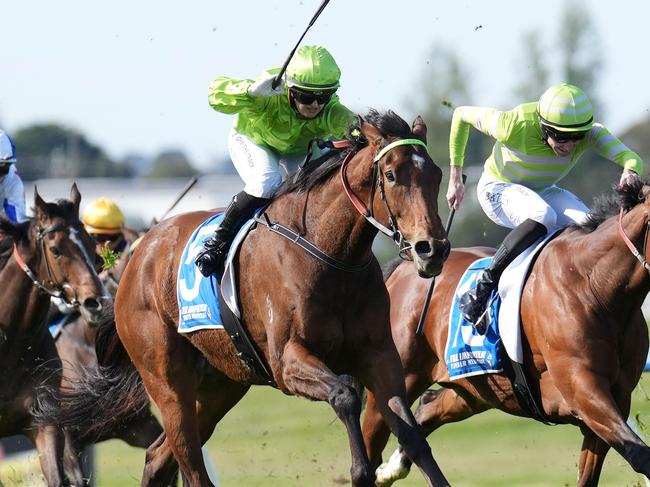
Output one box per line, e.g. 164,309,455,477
285,45,341,92
537,83,594,132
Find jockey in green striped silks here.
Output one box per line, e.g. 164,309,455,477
447,83,643,328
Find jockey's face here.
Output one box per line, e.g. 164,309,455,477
546,136,580,157
294,99,326,119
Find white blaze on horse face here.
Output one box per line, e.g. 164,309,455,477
69,227,112,298
412,153,427,171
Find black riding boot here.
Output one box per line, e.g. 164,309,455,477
195,191,269,277
459,218,547,332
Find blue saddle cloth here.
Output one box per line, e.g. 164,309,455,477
177,213,225,332
444,257,504,380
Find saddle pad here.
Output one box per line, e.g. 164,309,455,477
177,213,225,332
498,229,562,363
445,257,504,380
176,212,258,333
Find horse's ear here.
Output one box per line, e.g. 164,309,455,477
360,121,383,145
412,116,427,144
34,185,48,219
70,183,81,214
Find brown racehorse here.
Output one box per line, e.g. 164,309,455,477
0,184,111,487
362,180,650,486
48,110,453,486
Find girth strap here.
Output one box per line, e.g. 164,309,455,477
216,283,276,387
502,357,556,425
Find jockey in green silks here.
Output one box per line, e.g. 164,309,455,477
196,45,355,277
446,83,643,331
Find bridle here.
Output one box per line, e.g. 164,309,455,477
340,137,429,259
618,207,650,273
12,222,83,307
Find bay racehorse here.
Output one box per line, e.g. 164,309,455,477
47,110,453,486
362,180,650,486
0,184,111,486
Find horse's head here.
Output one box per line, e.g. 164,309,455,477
5,184,113,326
358,111,449,277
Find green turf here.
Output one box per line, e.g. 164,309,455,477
89,375,650,487
2,376,649,486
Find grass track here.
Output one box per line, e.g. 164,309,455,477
2,375,649,486
91,375,650,487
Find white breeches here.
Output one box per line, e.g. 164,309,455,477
228,129,305,198
476,172,590,231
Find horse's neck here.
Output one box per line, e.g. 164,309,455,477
0,248,51,336
581,215,650,310
274,160,378,263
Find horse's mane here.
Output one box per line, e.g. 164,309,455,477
580,179,646,232
274,109,414,197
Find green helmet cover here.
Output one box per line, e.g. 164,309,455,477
537,83,594,132
285,45,341,91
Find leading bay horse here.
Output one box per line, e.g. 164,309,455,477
50,110,452,486
362,180,650,486
0,184,111,486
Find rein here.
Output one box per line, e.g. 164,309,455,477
12,223,81,306
618,207,650,273
340,138,428,259
258,136,428,271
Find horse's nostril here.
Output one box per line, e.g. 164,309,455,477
83,297,102,312
414,241,432,256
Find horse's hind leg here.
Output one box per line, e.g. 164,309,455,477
376,387,489,486
577,427,610,487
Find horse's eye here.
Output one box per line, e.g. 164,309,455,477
50,246,62,258
385,171,395,182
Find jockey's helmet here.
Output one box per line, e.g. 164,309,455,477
285,45,341,92
83,197,125,235
537,83,594,133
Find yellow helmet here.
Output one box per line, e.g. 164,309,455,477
82,197,125,234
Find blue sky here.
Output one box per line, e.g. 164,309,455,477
2,1,648,170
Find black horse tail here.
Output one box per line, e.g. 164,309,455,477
381,256,403,282
33,318,150,445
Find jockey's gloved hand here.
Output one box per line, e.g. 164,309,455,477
248,73,285,98
619,169,640,189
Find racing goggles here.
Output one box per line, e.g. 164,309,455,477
542,124,588,143
290,88,336,106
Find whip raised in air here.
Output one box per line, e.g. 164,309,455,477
272,0,332,89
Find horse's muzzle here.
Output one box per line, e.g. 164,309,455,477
412,238,450,278
80,296,114,327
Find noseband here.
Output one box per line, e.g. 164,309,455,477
12,223,82,307
618,207,650,273
340,138,428,259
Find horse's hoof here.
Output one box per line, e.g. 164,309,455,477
375,449,410,486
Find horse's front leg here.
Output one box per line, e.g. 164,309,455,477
281,341,374,487
360,345,450,487
556,368,650,479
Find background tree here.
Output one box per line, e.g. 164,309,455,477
12,124,131,180
146,149,198,178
